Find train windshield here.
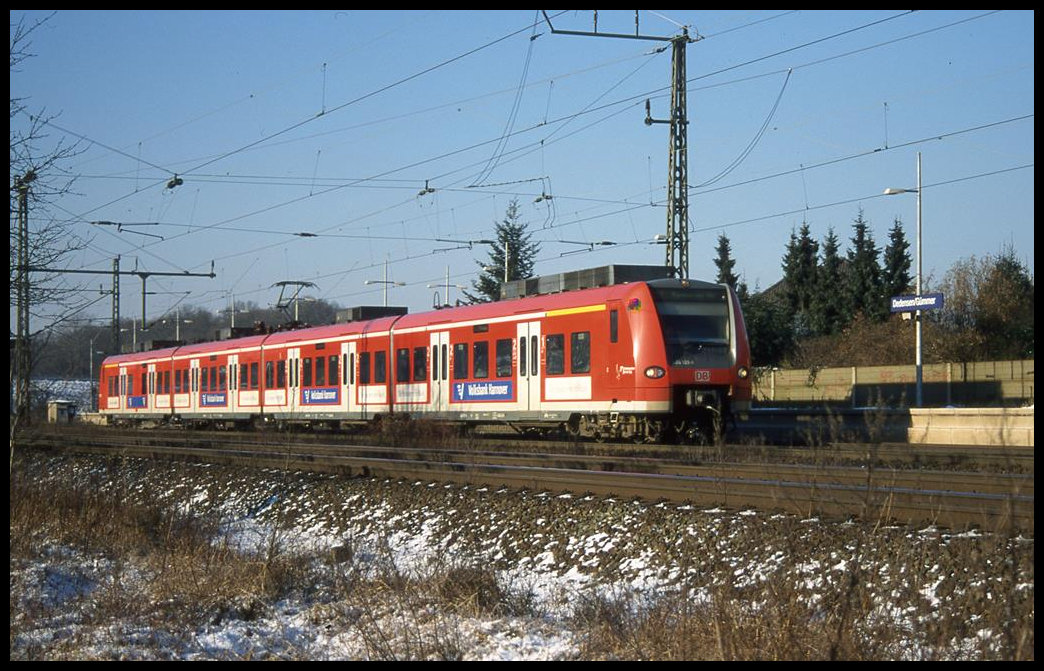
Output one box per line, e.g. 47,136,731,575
649,286,731,367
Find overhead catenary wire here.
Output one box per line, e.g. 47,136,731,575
35,11,1024,320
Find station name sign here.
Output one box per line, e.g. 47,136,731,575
890,292,944,313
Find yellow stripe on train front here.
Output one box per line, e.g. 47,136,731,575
544,304,607,318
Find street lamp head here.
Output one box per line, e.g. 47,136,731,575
883,187,917,195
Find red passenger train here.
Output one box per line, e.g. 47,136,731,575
98,266,752,443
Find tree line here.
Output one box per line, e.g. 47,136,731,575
714,210,1034,368
29,198,1033,382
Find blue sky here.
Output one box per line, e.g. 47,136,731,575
11,10,1034,325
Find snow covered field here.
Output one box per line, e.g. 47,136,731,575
10,452,1034,660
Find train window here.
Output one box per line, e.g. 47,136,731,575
518,337,527,378
303,357,313,387
218,365,226,391
316,355,326,386
649,285,731,367
473,324,489,333
265,361,274,388
350,353,355,385
531,336,538,376
164,371,170,394
359,352,371,385
142,372,148,395
329,355,338,387
610,310,619,343
127,376,133,396
396,348,410,383
201,367,208,392
496,339,512,378
546,334,565,376
432,345,438,382
453,343,468,380
277,360,286,388
241,362,249,389
413,347,426,382
342,354,348,386
210,366,218,392
571,332,591,374
375,351,386,384
473,341,489,379
441,344,448,381
250,362,258,390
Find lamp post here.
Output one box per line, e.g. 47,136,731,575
88,334,105,412
170,305,193,341
428,266,468,308
364,259,405,306
884,151,923,407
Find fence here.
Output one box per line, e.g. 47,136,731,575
752,359,1034,408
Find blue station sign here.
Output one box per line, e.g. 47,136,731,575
890,292,944,313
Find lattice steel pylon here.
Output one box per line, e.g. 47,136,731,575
543,12,697,279
661,32,691,279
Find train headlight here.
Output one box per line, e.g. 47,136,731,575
737,366,749,379
644,366,666,379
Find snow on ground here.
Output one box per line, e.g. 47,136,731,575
10,452,1034,660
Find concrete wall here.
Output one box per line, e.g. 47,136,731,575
907,407,1034,446
753,359,1034,408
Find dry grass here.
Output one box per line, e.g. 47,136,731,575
9,450,1034,661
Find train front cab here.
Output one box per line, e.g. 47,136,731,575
639,279,752,443
98,350,176,426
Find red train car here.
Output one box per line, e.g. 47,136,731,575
98,266,751,442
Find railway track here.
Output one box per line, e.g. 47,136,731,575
17,425,1034,533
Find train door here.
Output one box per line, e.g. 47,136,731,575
429,330,450,416
341,341,357,418
189,358,200,413
118,365,129,411
227,355,238,414
147,363,157,413
287,347,301,415
516,321,542,412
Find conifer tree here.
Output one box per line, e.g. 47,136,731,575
843,209,884,321
781,222,819,318
810,226,844,335
465,198,540,303
713,233,739,290
881,217,913,301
